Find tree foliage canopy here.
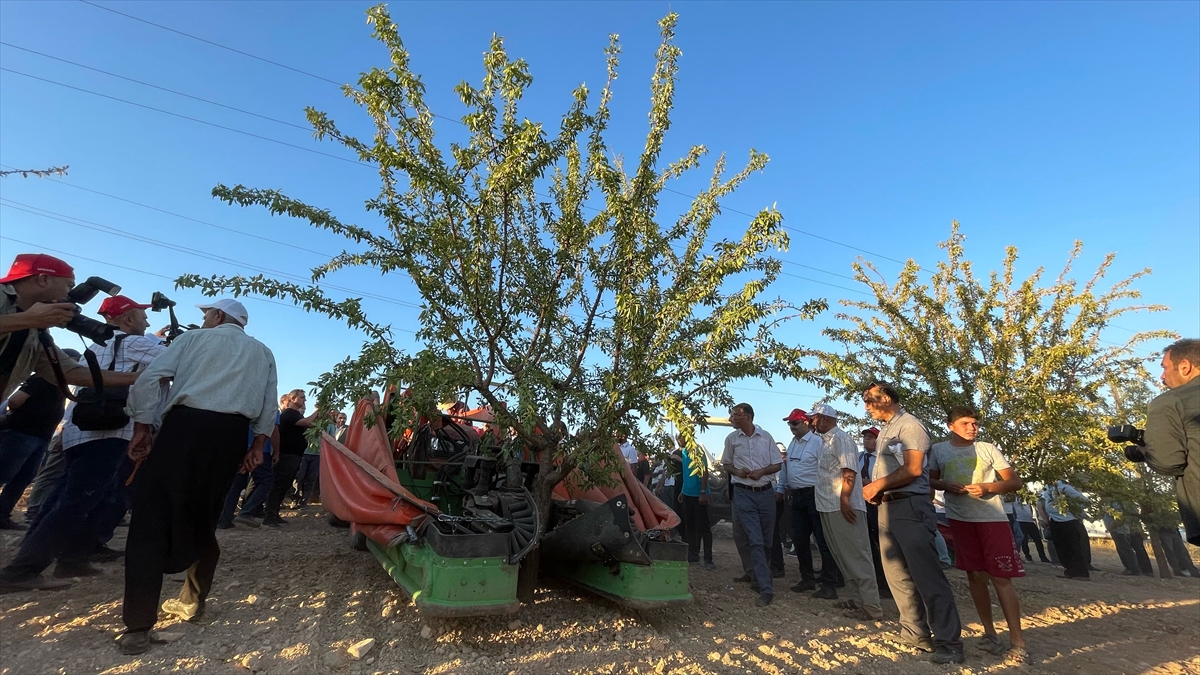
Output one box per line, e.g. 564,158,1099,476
812,223,1175,492
179,6,822,492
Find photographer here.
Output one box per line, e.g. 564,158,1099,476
1142,338,1200,546
0,254,138,398
0,296,166,592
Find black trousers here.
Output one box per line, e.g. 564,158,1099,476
123,407,249,632
1018,521,1050,562
1049,519,1090,578
682,495,713,563
865,502,892,597
791,487,839,587
264,454,303,518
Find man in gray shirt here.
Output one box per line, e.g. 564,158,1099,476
861,382,964,664
117,298,277,655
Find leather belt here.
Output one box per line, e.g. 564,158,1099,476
734,483,774,492
881,492,916,503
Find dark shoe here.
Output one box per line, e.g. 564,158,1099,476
234,515,261,529
931,646,966,664
750,582,763,593
1024,555,1033,562
755,592,773,607
53,562,103,578
90,546,125,563
116,630,151,655
1057,574,1090,581
687,556,700,564
0,574,72,593
771,569,785,579
0,517,27,530
162,597,204,622
217,522,234,530
1039,558,1052,564
1120,569,1140,576
791,580,816,593
812,586,838,600
1088,565,1101,572
704,561,716,571
902,636,935,653
732,573,752,583
263,517,283,528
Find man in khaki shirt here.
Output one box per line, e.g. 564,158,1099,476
0,253,138,399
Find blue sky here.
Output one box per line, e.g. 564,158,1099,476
1,1,1196,452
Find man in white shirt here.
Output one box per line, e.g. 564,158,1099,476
0,295,165,592
117,298,277,655
776,408,840,597
811,404,883,620
721,403,782,607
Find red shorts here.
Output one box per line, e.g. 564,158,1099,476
948,519,1026,578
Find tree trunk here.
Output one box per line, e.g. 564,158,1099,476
1146,529,1173,579
517,473,558,603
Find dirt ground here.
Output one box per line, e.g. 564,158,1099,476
2,506,1199,675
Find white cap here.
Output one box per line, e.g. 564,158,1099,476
196,298,248,326
810,403,838,419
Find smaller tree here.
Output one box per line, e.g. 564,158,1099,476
0,165,68,178
812,222,1176,489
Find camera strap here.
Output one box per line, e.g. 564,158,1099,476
37,330,102,403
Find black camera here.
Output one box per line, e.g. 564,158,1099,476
62,276,121,345
150,291,193,345
1107,424,1146,462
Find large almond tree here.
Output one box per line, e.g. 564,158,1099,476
180,6,824,589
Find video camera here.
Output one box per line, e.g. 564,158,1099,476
150,292,196,345
63,276,121,345
1107,424,1146,463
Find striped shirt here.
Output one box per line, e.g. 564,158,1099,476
61,332,167,450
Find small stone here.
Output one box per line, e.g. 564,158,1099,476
245,595,260,606
238,654,261,671
420,625,435,640
154,630,185,643
381,605,394,618
348,638,375,660
536,624,544,633
507,620,521,630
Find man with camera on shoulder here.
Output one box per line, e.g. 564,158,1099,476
0,254,139,399
1139,339,1200,547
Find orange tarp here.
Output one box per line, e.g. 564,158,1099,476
325,395,680,536
319,397,438,547
554,445,681,532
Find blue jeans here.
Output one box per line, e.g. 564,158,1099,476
219,454,274,525
0,437,128,579
732,484,776,595
0,430,50,520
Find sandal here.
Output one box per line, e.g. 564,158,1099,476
1003,646,1030,665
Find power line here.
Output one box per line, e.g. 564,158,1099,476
0,199,425,311
72,0,907,265
0,68,365,168
0,234,422,333
0,164,333,258
0,42,312,131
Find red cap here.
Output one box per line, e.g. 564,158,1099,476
782,408,810,423
861,427,880,437
0,253,75,285
98,295,150,318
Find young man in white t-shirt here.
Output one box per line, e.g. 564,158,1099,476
930,406,1027,663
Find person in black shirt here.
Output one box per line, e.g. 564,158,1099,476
262,389,318,527
0,367,73,529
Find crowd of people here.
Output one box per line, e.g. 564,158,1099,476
1,251,1197,664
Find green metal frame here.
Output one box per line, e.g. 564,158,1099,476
551,559,693,609
366,538,520,616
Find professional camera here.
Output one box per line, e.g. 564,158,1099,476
1107,424,1146,463
150,291,195,345
62,276,121,344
